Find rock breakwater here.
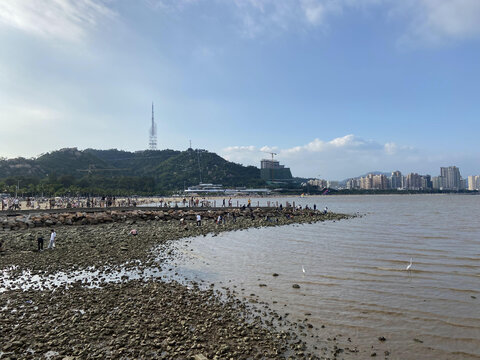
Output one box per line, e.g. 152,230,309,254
0,207,348,231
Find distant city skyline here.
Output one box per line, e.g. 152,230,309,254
1,1,480,179
341,166,476,190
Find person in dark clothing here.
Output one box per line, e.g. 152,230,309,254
37,235,44,251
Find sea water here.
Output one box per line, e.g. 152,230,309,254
165,194,480,359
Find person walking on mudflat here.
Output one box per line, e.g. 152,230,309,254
48,229,56,249
37,235,44,251
196,214,201,226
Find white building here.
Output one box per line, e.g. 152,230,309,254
468,175,480,190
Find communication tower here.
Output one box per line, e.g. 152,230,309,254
148,102,157,150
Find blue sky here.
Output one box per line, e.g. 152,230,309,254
1,0,480,180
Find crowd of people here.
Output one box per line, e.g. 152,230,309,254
1,195,329,214
0,195,238,211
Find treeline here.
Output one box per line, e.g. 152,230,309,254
0,148,266,196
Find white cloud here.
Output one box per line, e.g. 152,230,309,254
0,0,115,42
147,0,480,45
301,0,327,25
144,0,199,12
397,0,480,47
221,134,423,179
384,142,397,155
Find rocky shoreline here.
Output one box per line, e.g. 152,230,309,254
1,208,355,359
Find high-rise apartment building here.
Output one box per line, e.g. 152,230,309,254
432,176,445,189
360,174,374,189
260,159,293,181
373,174,389,190
307,178,328,188
440,166,461,190
390,171,403,189
405,173,422,190
359,174,389,190
421,175,432,189
468,175,480,190
346,178,360,189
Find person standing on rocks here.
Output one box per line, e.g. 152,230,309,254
37,235,44,251
196,214,201,226
48,229,56,249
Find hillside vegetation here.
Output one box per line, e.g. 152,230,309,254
0,148,264,196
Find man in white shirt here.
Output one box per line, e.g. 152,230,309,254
196,214,201,226
48,229,56,249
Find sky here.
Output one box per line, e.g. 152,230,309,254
1,0,480,180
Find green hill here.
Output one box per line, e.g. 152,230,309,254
0,148,264,196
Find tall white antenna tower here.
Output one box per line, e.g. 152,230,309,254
148,102,157,150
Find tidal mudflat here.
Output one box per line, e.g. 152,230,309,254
0,208,352,359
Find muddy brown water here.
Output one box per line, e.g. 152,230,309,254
163,195,480,359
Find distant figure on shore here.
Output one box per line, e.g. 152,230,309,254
313,204,316,211
247,199,251,208
323,206,328,214
37,235,44,251
222,198,226,207
196,214,202,226
48,229,56,249
217,215,222,224
130,229,138,236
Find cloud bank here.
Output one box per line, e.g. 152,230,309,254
3,1,480,46
221,134,425,180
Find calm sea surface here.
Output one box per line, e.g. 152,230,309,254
167,195,480,359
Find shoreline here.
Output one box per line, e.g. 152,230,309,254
1,209,354,359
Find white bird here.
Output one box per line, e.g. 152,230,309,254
302,265,306,274
406,258,413,271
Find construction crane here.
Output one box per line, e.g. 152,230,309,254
77,164,129,175
262,151,277,160
261,151,278,182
